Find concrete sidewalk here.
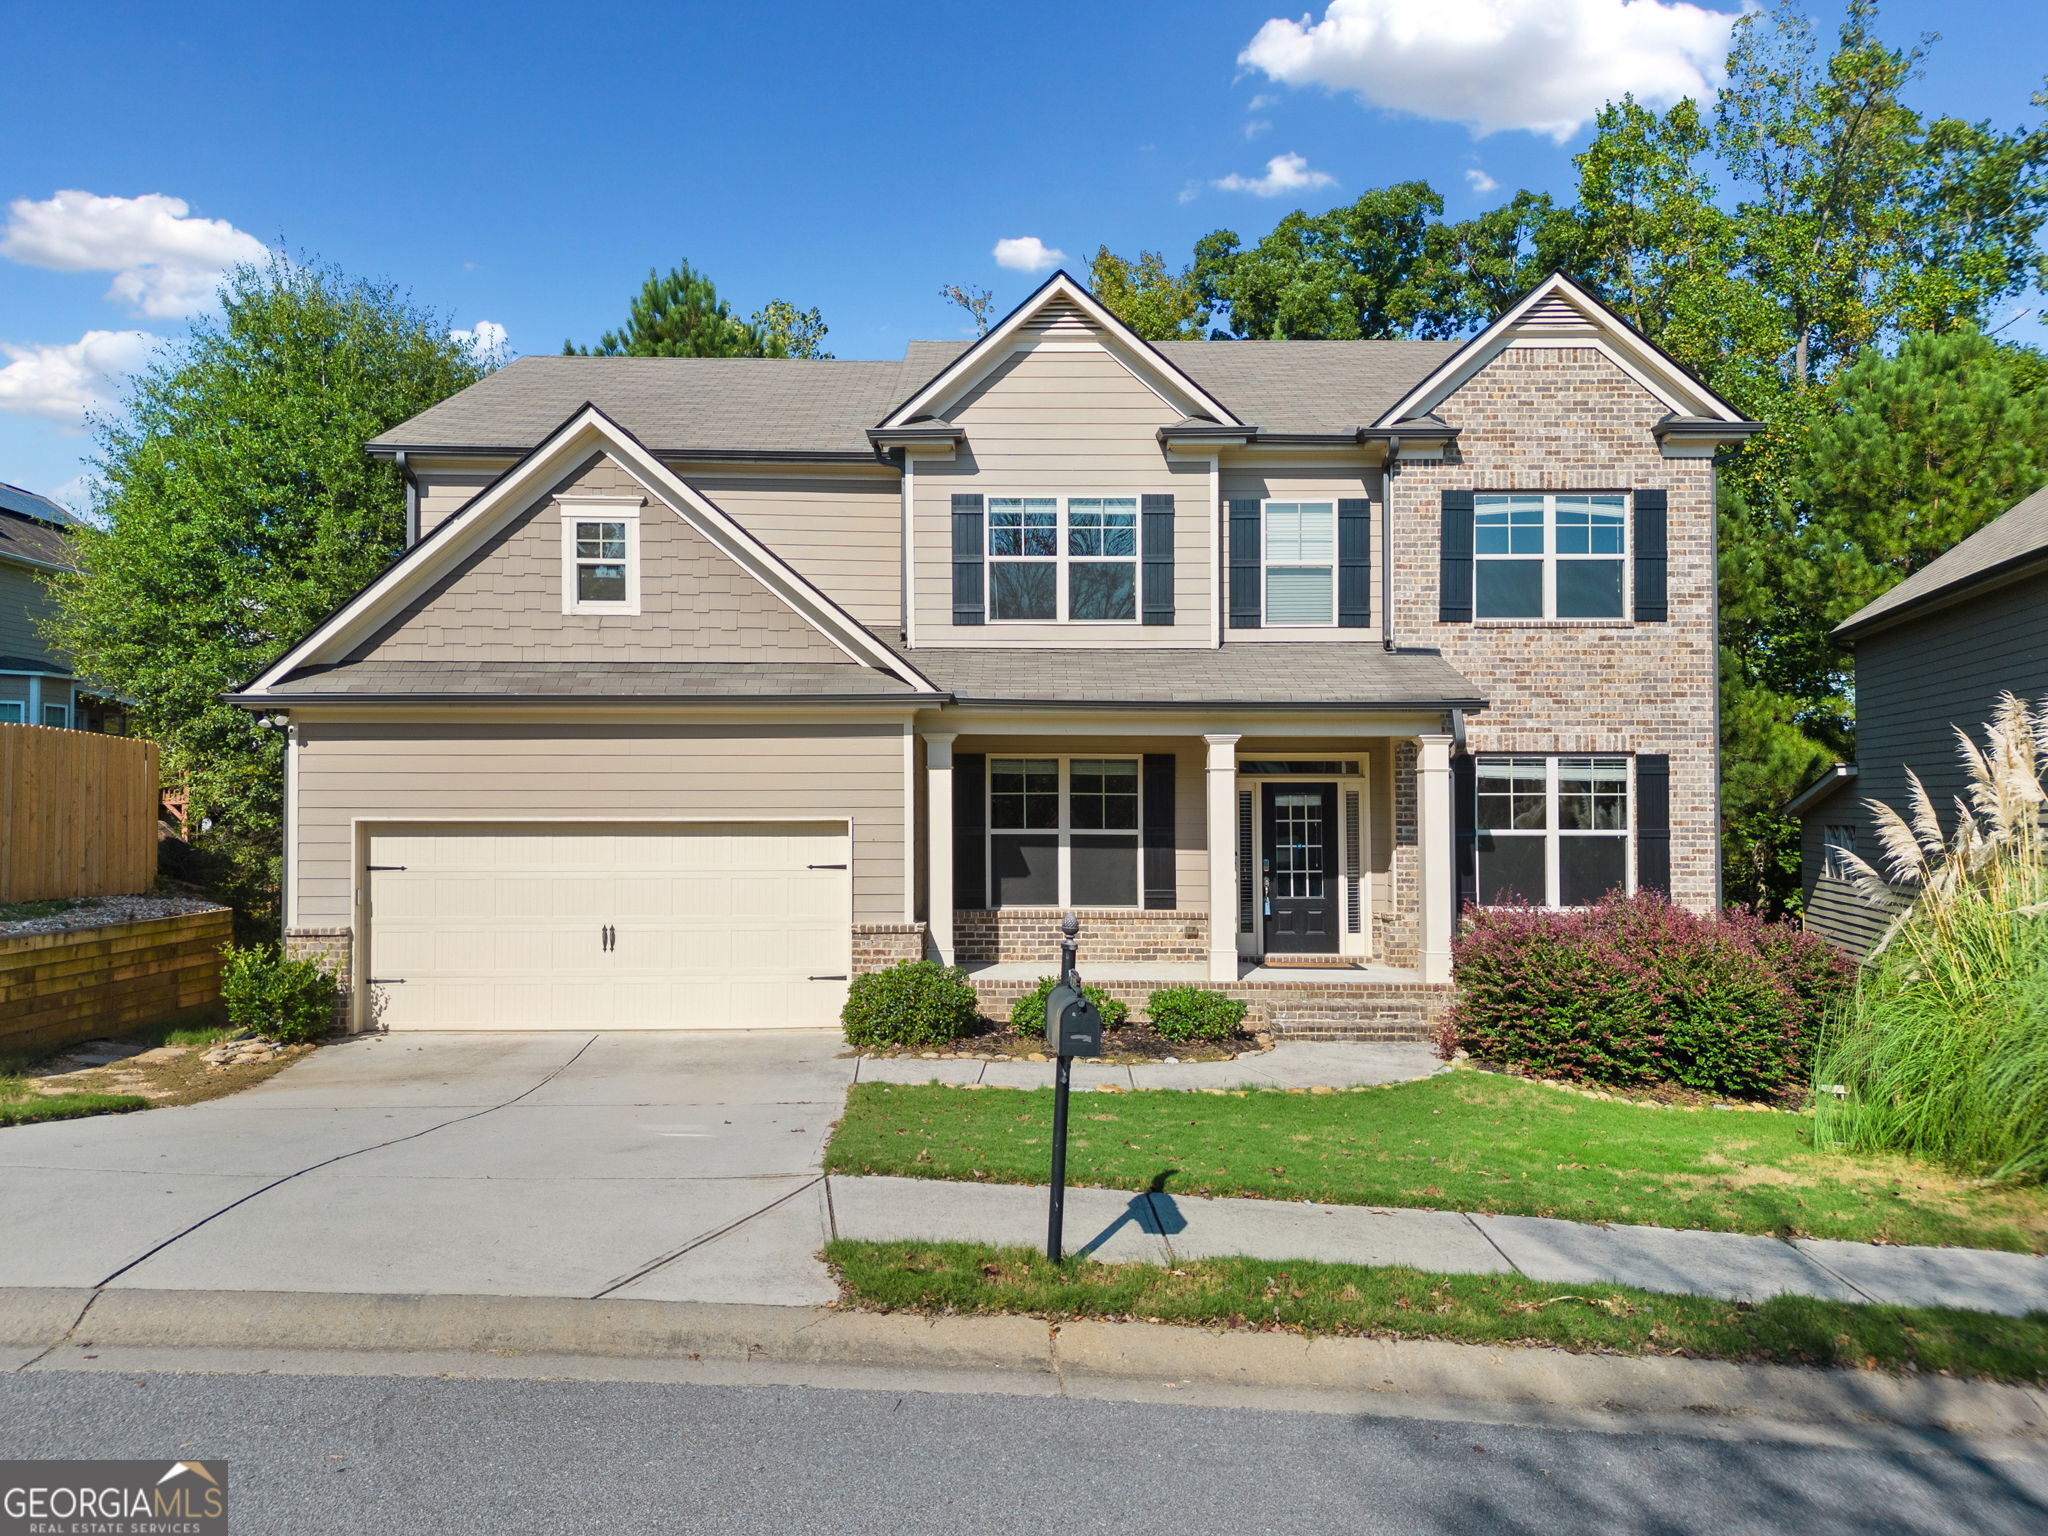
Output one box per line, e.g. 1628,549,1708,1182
828,1175,2048,1317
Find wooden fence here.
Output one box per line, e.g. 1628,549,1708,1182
0,724,160,902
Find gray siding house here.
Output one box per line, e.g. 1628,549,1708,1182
1794,481,2048,954
232,272,1756,1036
0,482,88,728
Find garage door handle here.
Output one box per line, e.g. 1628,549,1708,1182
367,865,406,871
601,924,615,952
809,974,848,981
807,863,847,870
367,977,405,984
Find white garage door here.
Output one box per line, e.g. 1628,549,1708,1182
363,823,851,1030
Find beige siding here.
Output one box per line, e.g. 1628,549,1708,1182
350,455,852,665
1218,466,1385,643
952,737,1209,912
686,474,901,630
294,719,909,926
913,345,1213,647
413,464,506,540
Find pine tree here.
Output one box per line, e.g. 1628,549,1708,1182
565,262,784,357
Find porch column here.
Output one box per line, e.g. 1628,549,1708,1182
1417,733,1453,984
1204,733,1241,982
923,732,957,966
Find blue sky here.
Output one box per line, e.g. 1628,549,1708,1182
4,0,2044,505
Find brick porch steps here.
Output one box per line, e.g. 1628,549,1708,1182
964,973,1447,1044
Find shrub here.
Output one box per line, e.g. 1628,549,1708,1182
842,961,981,1049
219,943,338,1045
1815,693,2048,1180
1009,975,1129,1035
1439,892,1849,1100
1145,985,1247,1044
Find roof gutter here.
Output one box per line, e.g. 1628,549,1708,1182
365,443,892,467
1783,762,1857,818
226,691,952,709
946,695,1489,713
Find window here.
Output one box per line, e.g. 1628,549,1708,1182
42,702,69,728
1823,824,1859,881
1474,493,1626,619
986,497,1136,622
989,756,1140,906
559,500,641,615
1262,501,1336,626
1477,755,1631,907
0,701,21,724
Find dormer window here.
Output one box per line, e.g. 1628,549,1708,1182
559,498,641,615
986,496,1137,622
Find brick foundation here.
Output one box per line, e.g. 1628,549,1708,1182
966,974,1451,1042
852,922,928,973
284,926,353,1031
954,908,1209,966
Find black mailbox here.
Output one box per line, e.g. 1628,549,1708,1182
1044,982,1104,1057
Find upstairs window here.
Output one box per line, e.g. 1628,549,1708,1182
560,500,640,615
1474,493,1626,619
986,497,1137,622
1262,502,1336,626
1477,754,1631,908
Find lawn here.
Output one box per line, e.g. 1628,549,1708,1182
828,1240,2048,1385
823,1070,2048,1253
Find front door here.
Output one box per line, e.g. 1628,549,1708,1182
1261,783,1339,954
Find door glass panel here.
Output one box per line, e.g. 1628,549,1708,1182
1477,835,1546,905
1270,791,1327,899
1071,835,1138,906
1559,836,1627,907
991,833,1059,905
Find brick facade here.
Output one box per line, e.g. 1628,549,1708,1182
966,974,1449,1042
1393,346,1720,911
852,922,927,973
953,908,1208,967
1379,741,1421,966
284,926,353,1030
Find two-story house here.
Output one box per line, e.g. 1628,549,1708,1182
230,272,1754,1038
1,481,92,729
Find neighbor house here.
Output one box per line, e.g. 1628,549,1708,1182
1793,480,2048,955
0,481,105,730
229,272,1755,1036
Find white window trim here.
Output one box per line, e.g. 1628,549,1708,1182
559,497,643,616
1477,754,1634,909
1474,492,1631,623
983,495,1141,626
1259,498,1339,629
0,700,22,723
986,754,1143,908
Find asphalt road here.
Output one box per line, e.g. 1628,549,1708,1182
4,1370,2046,1536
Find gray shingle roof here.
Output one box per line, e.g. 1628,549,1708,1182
1837,481,2048,639
896,643,1484,709
0,506,75,570
0,481,77,527
259,659,924,700
366,338,1463,456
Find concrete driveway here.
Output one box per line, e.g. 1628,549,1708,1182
0,1032,856,1306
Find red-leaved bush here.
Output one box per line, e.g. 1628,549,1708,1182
1435,893,1851,1100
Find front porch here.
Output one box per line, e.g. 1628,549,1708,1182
909,716,1463,1039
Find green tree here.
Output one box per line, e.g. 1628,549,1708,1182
753,299,832,358
566,261,783,356
43,257,490,926
1087,246,1208,340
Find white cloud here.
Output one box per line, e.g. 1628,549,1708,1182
451,319,509,360
1244,119,1273,139
0,190,268,318
992,236,1065,273
1239,0,1736,142
44,474,99,517
1177,181,1203,205
1213,152,1338,198
0,329,157,426
1249,94,1279,111
1465,166,1501,194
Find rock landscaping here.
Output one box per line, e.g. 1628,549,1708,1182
0,892,223,938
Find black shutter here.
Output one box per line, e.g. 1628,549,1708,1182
1141,494,1175,626
1633,489,1668,623
1228,499,1261,629
951,494,985,627
1142,753,1176,909
1453,752,1478,917
1338,497,1371,628
1636,753,1671,895
1439,490,1474,623
953,752,987,909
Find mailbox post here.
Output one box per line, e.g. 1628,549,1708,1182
1044,912,1104,1263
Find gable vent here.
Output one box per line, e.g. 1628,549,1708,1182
1020,296,1097,336
1519,292,1593,329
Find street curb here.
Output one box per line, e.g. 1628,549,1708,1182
13,1287,2048,1442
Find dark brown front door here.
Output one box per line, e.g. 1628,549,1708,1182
1262,783,1339,954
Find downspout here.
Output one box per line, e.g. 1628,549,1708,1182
1380,435,1401,651
396,450,418,547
